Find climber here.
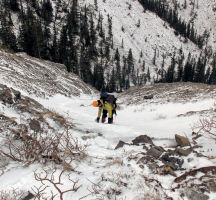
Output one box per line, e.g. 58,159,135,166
92,93,117,124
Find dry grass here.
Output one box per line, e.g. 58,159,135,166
0,189,26,200
105,158,124,167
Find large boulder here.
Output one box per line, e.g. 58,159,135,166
176,148,191,156
175,134,191,147
147,146,165,158
115,140,127,150
132,135,154,145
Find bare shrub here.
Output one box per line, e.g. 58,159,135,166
32,167,81,200
193,116,216,140
0,123,88,169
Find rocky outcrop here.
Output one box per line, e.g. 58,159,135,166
0,84,69,137
115,134,215,199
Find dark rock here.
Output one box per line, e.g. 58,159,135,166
175,134,191,147
115,140,127,149
22,192,35,200
0,86,21,104
29,119,41,132
161,153,184,170
176,148,191,156
160,165,177,177
137,156,155,165
132,135,154,145
147,146,165,158
14,90,21,101
139,164,144,169
0,89,13,104
184,189,209,200
144,94,153,100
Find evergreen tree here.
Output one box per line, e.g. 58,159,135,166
0,11,17,51
18,8,45,58
193,54,206,83
152,48,157,65
115,58,122,91
147,67,151,82
176,54,184,81
121,56,127,89
142,60,145,72
50,24,58,62
69,0,80,35
104,40,110,60
127,48,134,74
183,53,194,82
140,50,143,58
93,61,105,91
94,0,98,11
41,0,53,24
208,56,216,84
107,14,113,39
9,0,19,11
109,68,116,92
205,67,211,84
80,7,90,46
165,55,176,82
121,38,124,48
89,13,97,45
80,46,92,83
114,48,120,61
58,25,68,65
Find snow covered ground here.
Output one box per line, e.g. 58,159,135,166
0,49,216,199
1,89,215,199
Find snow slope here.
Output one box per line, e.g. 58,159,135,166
80,0,204,74
166,0,216,51
0,82,216,199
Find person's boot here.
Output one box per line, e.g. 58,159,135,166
102,117,106,123
108,118,113,124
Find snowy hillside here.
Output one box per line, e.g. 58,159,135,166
0,49,216,199
166,0,216,51
0,49,96,98
80,0,202,73
2,0,215,90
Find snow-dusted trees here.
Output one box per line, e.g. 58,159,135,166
138,0,205,49
0,9,17,51
18,7,46,58
41,0,53,24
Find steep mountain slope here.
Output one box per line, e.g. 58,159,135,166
81,0,202,72
1,0,215,90
166,0,216,51
0,49,96,98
